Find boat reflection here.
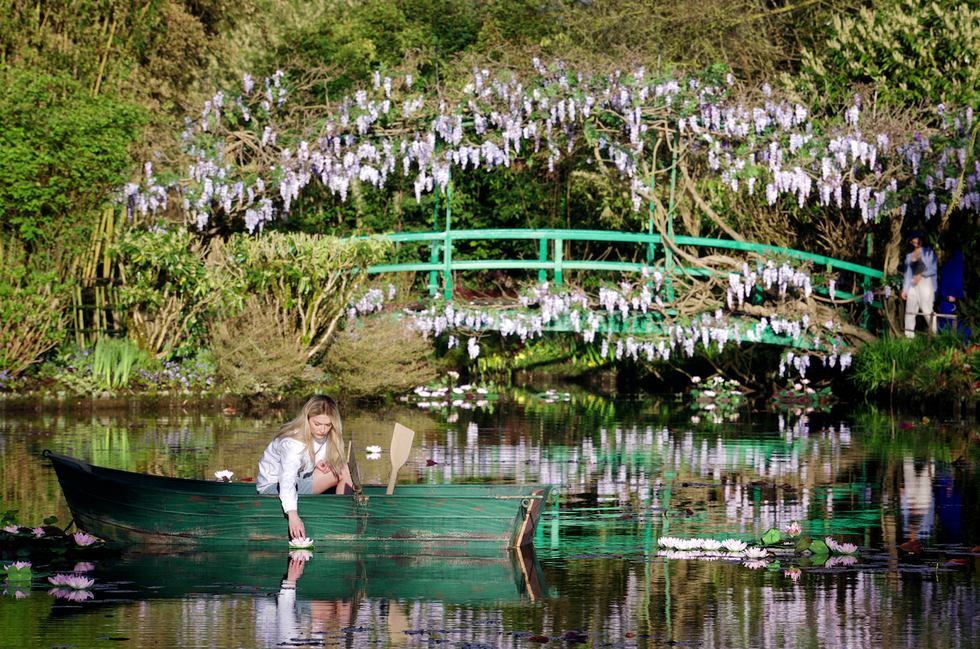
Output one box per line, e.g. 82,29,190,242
91,545,547,604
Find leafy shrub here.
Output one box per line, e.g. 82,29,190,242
0,241,72,377
324,313,437,398
795,0,980,106
211,295,309,396
112,228,219,360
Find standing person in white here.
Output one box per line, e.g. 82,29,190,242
257,395,355,539
900,229,938,338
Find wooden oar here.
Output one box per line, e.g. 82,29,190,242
386,423,415,495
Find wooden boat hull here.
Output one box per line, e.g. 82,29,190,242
44,451,552,550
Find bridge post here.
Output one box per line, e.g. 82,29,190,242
443,180,453,300
555,237,564,286
428,188,441,298
538,238,548,284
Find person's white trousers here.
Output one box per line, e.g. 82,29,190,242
905,277,936,338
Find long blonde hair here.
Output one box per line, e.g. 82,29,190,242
274,395,345,476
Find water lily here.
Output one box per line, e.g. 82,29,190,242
31,527,45,538
742,560,769,569
288,550,314,561
700,539,723,552
3,525,19,533
825,537,843,552
784,521,802,537
73,562,95,572
214,470,234,481
825,554,858,568
743,547,770,559
722,539,747,553
784,567,802,582
48,574,95,589
72,532,99,547
8,561,31,571
48,588,94,602
835,541,859,555
288,537,315,549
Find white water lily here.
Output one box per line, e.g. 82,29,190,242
288,550,314,561
288,537,315,549
700,539,723,552
743,547,770,559
722,539,747,553
366,445,382,454
214,470,234,481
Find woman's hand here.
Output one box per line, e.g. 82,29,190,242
286,510,305,539
314,459,330,474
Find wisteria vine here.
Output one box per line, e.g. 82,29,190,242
124,59,978,235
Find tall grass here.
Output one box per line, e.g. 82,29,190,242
851,332,963,397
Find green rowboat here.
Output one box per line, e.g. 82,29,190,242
44,451,553,550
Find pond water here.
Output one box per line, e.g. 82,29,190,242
2,392,980,648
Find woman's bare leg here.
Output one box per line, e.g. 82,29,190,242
312,467,340,494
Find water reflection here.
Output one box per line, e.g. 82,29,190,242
3,397,980,648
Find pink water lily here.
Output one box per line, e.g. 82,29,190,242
48,588,94,602
31,527,45,538
3,525,19,533
73,562,95,572
72,532,99,547
48,574,95,589
8,561,31,571
784,521,802,537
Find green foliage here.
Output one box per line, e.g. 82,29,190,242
112,227,219,359
0,66,145,248
324,312,438,398
761,527,782,546
211,294,310,396
218,232,392,359
276,0,481,94
850,332,966,398
90,336,149,389
796,0,980,105
0,240,72,377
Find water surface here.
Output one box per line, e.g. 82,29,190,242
2,394,979,648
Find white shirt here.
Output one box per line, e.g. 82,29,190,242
257,436,328,513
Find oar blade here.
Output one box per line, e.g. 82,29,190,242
386,423,415,495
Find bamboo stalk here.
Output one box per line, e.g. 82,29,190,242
92,17,117,98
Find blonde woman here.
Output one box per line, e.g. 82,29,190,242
257,395,354,539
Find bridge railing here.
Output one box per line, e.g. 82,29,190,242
363,228,883,304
